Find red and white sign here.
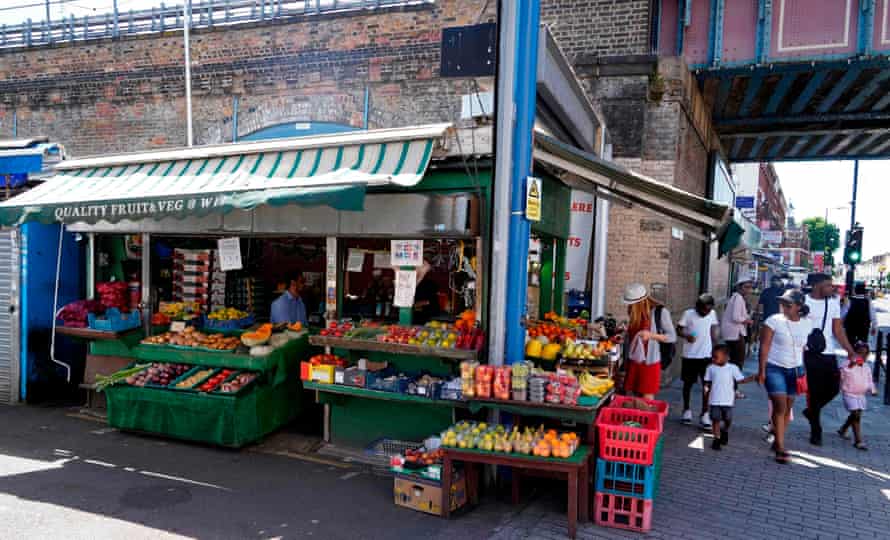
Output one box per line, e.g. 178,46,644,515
565,190,596,291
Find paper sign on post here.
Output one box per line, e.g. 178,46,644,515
391,240,424,267
217,237,243,272
373,251,391,269
347,249,366,272
393,269,418,308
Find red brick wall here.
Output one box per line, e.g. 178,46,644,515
0,1,496,156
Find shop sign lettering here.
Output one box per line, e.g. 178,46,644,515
53,196,225,221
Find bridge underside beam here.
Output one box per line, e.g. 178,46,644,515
697,58,890,162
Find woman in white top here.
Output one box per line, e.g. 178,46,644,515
758,289,812,464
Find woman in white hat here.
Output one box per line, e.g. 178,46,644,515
623,283,676,399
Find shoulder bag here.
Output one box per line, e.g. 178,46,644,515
786,320,809,394
806,299,828,354
654,305,675,369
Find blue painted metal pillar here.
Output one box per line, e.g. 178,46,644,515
504,0,541,365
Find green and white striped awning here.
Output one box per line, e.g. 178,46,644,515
0,124,449,225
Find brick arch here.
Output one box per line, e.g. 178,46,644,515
195,91,365,145
239,92,364,140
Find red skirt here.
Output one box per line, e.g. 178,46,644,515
625,361,661,396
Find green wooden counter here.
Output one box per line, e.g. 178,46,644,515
305,380,457,448
102,336,311,447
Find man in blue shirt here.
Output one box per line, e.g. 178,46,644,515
757,275,785,322
270,273,308,325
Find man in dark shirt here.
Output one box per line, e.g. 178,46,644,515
757,275,785,322
413,261,441,324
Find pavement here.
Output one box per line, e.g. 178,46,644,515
3,368,890,539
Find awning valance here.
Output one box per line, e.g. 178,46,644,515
0,124,449,225
533,133,728,232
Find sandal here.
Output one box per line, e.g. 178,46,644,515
854,442,869,451
837,429,850,440
775,450,791,464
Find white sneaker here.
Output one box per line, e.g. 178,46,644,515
700,412,712,428
681,410,693,424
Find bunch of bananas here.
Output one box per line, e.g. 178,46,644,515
579,372,614,397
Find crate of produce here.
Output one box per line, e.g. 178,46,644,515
596,408,662,465
168,366,217,392
87,308,141,332
212,371,259,396
595,438,664,499
609,395,669,430
594,492,653,533
202,313,255,330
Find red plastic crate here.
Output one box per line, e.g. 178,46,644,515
596,408,661,465
608,395,669,430
594,492,653,533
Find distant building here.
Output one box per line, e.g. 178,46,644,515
772,220,811,269
731,163,787,248
857,254,890,285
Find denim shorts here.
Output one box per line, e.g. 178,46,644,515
764,364,805,396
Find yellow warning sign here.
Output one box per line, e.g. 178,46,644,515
526,176,542,222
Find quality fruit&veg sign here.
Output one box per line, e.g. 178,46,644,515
51,195,226,222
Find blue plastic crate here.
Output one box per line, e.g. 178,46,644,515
595,439,663,500
87,308,141,332
202,313,255,330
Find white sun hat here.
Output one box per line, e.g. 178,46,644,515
622,283,649,305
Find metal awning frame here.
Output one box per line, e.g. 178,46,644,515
533,133,728,233
55,124,450,171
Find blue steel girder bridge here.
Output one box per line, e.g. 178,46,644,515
656,0,890,162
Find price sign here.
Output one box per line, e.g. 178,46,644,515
347,249,365,272
391,240,423,267
393,269,418,308
216,237,243,272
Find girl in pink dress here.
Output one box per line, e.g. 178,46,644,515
837,342,875,450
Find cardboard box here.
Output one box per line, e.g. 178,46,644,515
309,364,336,384
393,470,466,516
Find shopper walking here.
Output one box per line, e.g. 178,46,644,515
758,289,811,464
843,282,876,345
677,294,719,427
803,273,856,446
705,344,755,450
622,283,676,400
722,276,754,395
758,275,786,322
837,341,875,451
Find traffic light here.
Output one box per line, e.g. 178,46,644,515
844,227,863,265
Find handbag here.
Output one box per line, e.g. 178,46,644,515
654,305,675,369
806,299,829,354
796,366,809,394
787,323,809,394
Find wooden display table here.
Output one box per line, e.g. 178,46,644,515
441,446,592,539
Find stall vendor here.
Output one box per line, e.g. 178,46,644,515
270,273,308,325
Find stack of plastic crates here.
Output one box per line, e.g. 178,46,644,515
593,396,668,533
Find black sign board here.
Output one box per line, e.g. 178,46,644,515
440,23,497,78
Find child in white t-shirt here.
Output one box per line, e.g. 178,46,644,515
704,345,755,450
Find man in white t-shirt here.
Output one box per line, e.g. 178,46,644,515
803,273,856,446
677,294,720,427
